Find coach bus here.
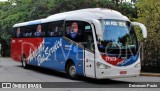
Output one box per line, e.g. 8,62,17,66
11,8,147,79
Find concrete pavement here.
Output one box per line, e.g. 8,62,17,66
0,57,160,90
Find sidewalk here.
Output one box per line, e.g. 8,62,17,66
140,73,160,77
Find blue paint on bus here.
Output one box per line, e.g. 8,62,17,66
28,37,84,76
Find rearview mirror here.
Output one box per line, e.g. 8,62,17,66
92,19,102,39
131,22,147,38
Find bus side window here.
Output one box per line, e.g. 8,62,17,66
13,27,23,38
34,24,46,37
65,21,94,51
21,27,26,37
48,21,64,37
12,28,17,38
65,21,84,42
25,25,35,37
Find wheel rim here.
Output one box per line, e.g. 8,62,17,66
69,65,76,77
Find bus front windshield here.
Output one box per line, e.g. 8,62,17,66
98,20,138,55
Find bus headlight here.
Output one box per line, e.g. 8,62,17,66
135,62,141,68
97,62,111,69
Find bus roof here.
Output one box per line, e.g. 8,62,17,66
13,8,130,28
13,19,45,28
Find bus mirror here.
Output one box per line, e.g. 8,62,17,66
131,22,147,38
92,19,103,39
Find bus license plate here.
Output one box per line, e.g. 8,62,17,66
120,71,127,75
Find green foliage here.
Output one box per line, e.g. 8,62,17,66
136,0,160,63
0,0,137,39
0,0,137,56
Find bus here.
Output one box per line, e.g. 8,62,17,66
11,8,147,79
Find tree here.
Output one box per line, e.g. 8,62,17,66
0,0,137,56
136,0,160,66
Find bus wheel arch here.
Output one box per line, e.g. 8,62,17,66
65,59,77,79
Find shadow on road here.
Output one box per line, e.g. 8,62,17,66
17,65,132,85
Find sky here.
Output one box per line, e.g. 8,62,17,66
0,0,7,2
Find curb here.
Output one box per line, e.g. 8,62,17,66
140,73,160,77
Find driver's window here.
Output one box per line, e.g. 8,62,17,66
65,21,94,51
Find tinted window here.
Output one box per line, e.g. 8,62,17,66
48,21,64,37
12,21,63,38
65,21,94,50
33,24,47,37
66,21,88,41
23,25,36,37
21,24,47,38
12,27,23,38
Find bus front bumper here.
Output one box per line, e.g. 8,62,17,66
95,67,141,79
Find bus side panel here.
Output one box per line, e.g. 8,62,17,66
27,37,64,71
22,38,44,65
62,37,84,75
26,37,84,76
11,38,44,62
11,38,22,62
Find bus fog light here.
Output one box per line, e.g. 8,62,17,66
97,62,111,69
135,62,141,68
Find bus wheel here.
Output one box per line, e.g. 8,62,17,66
1,51,5,57
66,62,77,80
21,55,28,69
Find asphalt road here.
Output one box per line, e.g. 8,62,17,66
0,58,160,91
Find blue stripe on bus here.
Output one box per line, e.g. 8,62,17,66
28,37,84,76
117,54,139,66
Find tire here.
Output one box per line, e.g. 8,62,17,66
1,51,5,57
21,55,28,69
66,62,77,80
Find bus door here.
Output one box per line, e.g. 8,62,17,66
84,28,95,78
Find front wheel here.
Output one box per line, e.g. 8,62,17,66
66,62,77,80
21,55,28,69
